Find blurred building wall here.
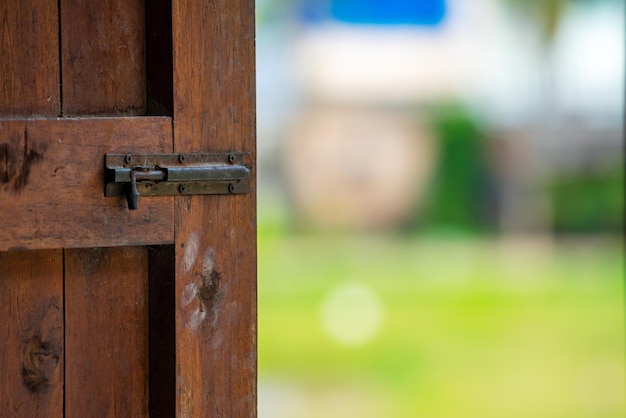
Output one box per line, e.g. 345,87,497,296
257,0,624,233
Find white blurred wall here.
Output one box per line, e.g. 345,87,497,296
256,0,624,230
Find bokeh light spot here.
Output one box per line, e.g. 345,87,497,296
319,282,384,346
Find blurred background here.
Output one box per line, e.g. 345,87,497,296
255,0,625,417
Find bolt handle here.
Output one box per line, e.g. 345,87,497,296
127,189,140,210
125,169,167,210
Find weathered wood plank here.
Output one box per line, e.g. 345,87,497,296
64,247,150,417
0,2,63,417
60,0,146,116
0,117,174,251
0,250,64,417
0,0,60,116
61,3,153,417
172,0,257,416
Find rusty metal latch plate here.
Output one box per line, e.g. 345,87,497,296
105,153,251,210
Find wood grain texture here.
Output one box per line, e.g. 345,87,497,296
60,0,146,116
64,247,150,417
0,250,64,417
61,3,155,416
0,0,60,116
0,117,174,251
0,2,64,417
172,0,257,416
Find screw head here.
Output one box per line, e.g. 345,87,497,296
228,183,235,193
125,154,133,164
179,154,186,163
179,184,187,193
228,154,236,163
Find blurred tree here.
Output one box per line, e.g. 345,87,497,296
505,0,617,43
550,169,624,234
507,0,565,43
418,106,496,234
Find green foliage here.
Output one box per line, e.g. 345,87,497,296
549,169,624,234
258,231,625,418
419,106,495,234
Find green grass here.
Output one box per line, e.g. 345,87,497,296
258,230,625,418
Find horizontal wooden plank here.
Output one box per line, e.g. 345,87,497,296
0,117,174,250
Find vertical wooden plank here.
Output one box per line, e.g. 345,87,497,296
0,0,60,116
0,250,64,417
0,1,63,416
64,248,149,416
172,0,257,416
61,1,150,416
60,0,146,116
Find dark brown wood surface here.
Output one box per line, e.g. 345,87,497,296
1,0,257,415
172,0,257,416
0,1,64,416
60,2,153,416
0,117,174,251
0,250,64,417
64,247,150,417
60,0,146,116
0,0,60,116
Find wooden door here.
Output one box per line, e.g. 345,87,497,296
0,1,256,417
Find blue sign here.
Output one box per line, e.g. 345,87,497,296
332,0,446,26
297,0,447,26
